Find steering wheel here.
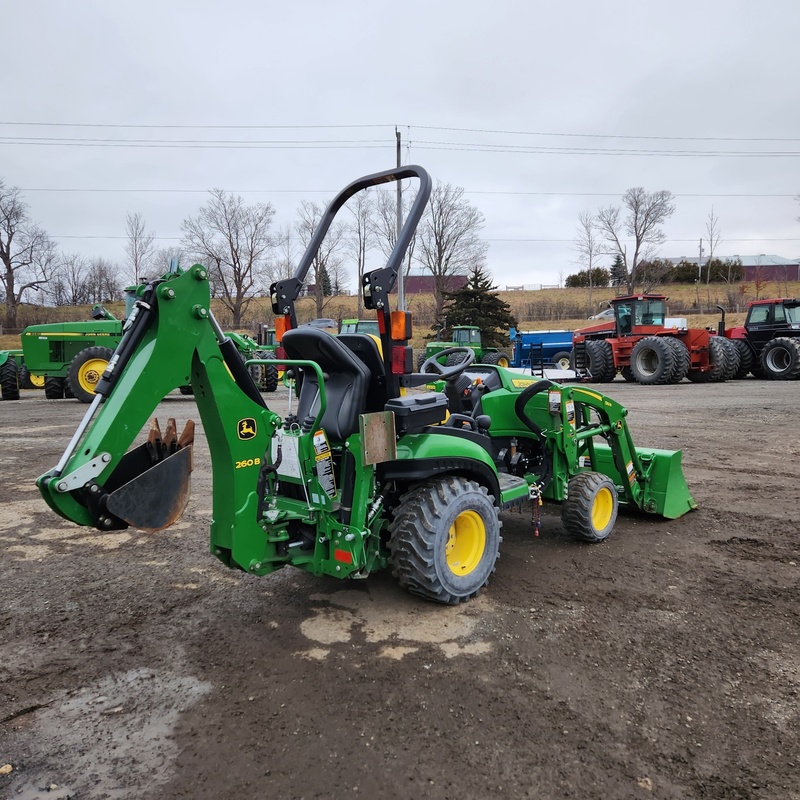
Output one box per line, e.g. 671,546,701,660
419,347,476,380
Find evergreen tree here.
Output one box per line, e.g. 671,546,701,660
610,254,627,289
440,265,517,348
320,264,332,296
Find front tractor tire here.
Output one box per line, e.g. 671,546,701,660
760,337,800,380
44,376,65,399
630,336,675,385
561,472,619,543
388,477,502,605
481,351,511,368
0,358,20,401
585,339,616,382
67,346,114,403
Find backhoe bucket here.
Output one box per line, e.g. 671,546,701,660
589,444,696,519
104,444,193,532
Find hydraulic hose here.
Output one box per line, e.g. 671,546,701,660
513,379,555,492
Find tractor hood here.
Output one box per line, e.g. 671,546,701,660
573,321,615,337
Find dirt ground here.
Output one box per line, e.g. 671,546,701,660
0,379,798,800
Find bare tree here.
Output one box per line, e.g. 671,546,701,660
0,179,58,329
181,190,275,326
124,212,157,284
85,258,121,304
415,182,488,323
266,224,299,286
153,244,187,272
345,192,375,317
49,253,91,306
371,188,418,305
573,209,602,311
294,201,345,318
595,188,676,294
704,206,722,301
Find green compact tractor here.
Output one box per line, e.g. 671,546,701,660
421,326,512,370
37,166,696,604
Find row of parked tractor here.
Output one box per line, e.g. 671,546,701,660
425,294,800,385
0,304,283,403
2,292,798,403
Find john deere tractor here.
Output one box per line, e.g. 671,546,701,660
37,166,695,604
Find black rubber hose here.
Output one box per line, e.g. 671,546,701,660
513,379,555,491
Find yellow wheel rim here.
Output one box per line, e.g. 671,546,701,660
30,374,45,388
445,510,486,575
498,356,510,368
78,358,108,394
591,486,614,530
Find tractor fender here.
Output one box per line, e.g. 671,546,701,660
725,325,747,340
378,433,500,503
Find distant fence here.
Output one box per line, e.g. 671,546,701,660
504,284,561,291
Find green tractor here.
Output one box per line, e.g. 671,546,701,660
37,166,696,605
421,325,512,370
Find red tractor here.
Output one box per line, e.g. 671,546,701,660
723,298,800,380
572,294,738,385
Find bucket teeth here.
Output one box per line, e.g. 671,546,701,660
177,420,196,449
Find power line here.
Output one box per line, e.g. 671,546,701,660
2,120,799,143
19,187,799,199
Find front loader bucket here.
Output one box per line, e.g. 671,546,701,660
634,447,697,519
589,444,696,519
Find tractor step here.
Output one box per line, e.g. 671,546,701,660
498,473,534,510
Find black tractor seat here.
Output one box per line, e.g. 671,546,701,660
281,327,371,441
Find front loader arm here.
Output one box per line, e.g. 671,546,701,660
37,266,280,554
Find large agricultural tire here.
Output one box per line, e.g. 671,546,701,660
706,337,729,383
551,350,573,370
663,337,690,383
18,365,36,390
621,366,636,383
263,363,279,393
585,339,616,382
179,385,195,396
388,476,502,605
732,339,755,379
44,376,65,399
719,338,740,381
416,353,427,371
688,337,729,383
67,346,114,403
0,358,20,401
630,336,675,385
445,352,468,367
760,337,800,380
481,351,511,368
561,472,619,543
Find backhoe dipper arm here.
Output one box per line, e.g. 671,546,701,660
37,265,280,548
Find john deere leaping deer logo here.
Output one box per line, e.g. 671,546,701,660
237,418,257,440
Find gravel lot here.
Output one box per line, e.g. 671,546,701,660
1,378,798,799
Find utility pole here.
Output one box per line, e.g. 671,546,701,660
396,127,405,310
698,238,704,282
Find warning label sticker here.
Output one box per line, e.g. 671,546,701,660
313,430,336,498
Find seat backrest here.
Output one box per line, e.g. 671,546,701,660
336,333,389,412
281,327,371,441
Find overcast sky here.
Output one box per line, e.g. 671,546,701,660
3,0,799,294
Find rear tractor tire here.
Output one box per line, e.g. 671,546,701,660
0,358,20,401
760,337,800,380
388,477,502,605
67,346,114,403
263,363,279,392
630,336,675,385
732,339,755,379
719,338,740,381
561,472,619,543
687,336,728,383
